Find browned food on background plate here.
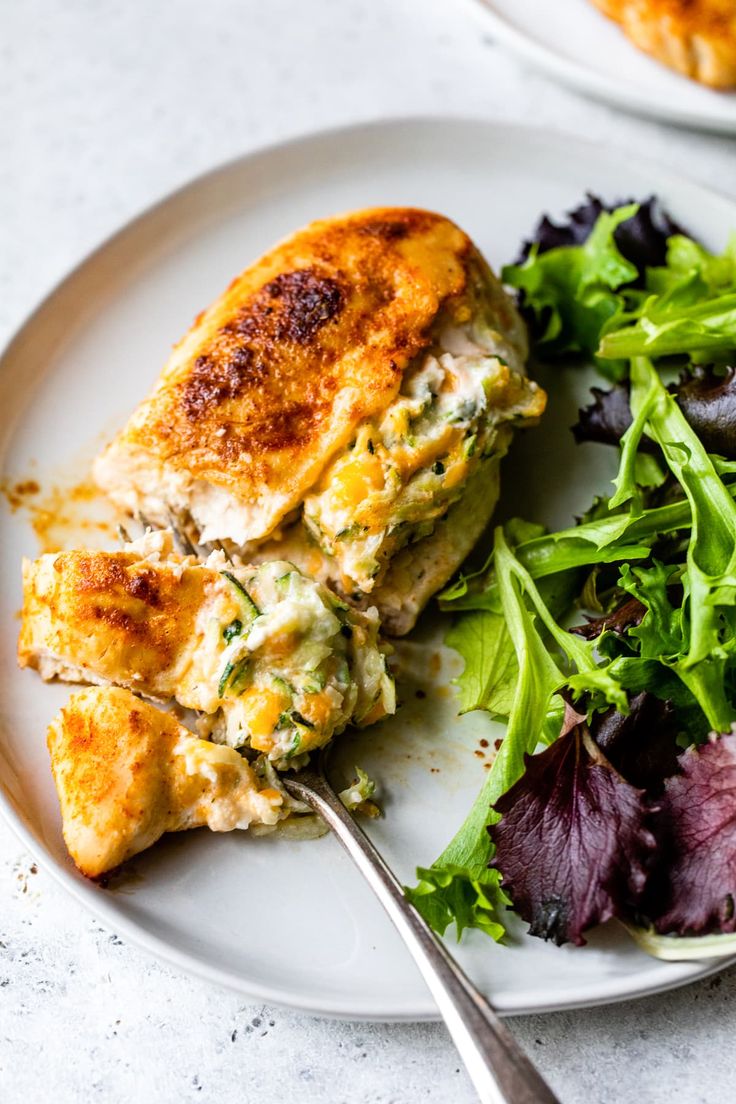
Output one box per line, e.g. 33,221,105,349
592,0,736,88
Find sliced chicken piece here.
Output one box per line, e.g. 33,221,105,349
47,686,284,878
19,531,394,761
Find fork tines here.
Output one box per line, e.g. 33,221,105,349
131,510,233,563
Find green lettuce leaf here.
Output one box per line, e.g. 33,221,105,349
445,610,517,717
408,530,625,938
444,567,582,717
599,235,736,364
407,528,569,938
626,358,736,732
600,293,736,362
502,204,639,377
407,860,509,941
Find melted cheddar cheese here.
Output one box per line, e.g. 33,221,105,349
303,341,544,594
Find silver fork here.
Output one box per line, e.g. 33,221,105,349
128,512,233,562
130,512,559,1101
283,750,560,1104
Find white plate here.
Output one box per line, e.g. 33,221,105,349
470,0,736,134
1,118,734,1020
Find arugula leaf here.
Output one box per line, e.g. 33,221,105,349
441,531,645,615
408,528,568,939
627,358,736,732
492,532,628,711
609,369,660,509
439,493,709,614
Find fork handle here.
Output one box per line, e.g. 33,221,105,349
284,771,560,1104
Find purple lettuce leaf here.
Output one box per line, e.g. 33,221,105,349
515,194,684,274
609,197,685,276
675,365,736,459
573,383,637,448
573,367,736,458
514,194,610,262
570,595,647,640
490,704,656,946
650,732,736,935
590,692,680,795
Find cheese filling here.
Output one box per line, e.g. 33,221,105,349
173,733,284,830
302,325,544,594
204,560,394,764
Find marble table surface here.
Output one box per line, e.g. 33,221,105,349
2,1,736,1101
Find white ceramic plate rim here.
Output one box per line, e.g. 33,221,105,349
10,806,731,1021
468,0,736,134
2,116,735,1020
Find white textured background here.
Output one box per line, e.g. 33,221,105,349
2,1,736,1101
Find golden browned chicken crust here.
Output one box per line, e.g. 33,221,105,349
592,0,736,88
18,544,219,699
94,207,485,545
93,206,544,634
48,686,283,877
19,534,395,757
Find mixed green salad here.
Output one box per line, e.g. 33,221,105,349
407,195,736,958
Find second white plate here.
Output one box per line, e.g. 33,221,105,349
471,0,736,133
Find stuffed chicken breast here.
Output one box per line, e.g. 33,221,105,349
20,531,394,765
93,207,545,635
47,686,285,877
